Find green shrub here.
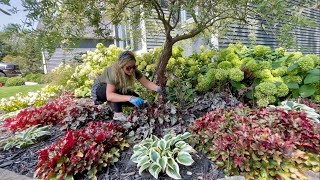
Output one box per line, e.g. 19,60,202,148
5,77,25,87
25,73,45,84
43,64,76,87
0,77,8,85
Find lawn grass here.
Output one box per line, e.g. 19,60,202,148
0,84,46,99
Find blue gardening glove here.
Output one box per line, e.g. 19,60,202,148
156,86,167,96
129,96,144,109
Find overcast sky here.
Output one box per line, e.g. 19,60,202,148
0,0,29,30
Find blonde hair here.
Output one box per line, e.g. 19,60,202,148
111,51,136,94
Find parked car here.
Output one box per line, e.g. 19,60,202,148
0,63,23,77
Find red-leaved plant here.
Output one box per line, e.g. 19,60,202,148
35,121,128,180
4,95,74,132
190,105,320,179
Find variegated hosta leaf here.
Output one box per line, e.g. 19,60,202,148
137,155,150,167
176,151,194,166
148,163,162,179
180,144,196,153
166,158,182,179
151,135,160,141
158,139,167,150
158,156,168,172
175,141,187,148
149,148,160,162
139,161,152,175
140,138,154,148
164,134,174,141
131,151,147,163
180,132,192,140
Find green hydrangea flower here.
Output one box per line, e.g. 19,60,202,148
255,82,277,95
259,69,273,79
305,54,320,66
275,47,286,57
259,61,272,70
276,83,289,97
314,95,320,103
217,61,233,69
254,45,271,57
272,67,287,77
229,68,244,82
283,76,302,84
298,56,315,71
257,98,269,107
267,95,276,103
244,58,259,71
215,69,229,81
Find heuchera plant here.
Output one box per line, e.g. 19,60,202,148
190,105,320,179
131,132,196,179
4,95,73,132
35,121,128,180
61,103,113,130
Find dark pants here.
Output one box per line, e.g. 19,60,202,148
91,82,138,112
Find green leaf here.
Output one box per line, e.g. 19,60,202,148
166,164,181,179
137,155,150,167
288,64,298,71
148,163,162,179
158,156,168,172
287,82,299,89
158,139,166,150
149,148,160,162
304,74,320,84
163,134,173,141
231,81,245,91
308,69,320,75
180,132,192,140
299,85,316,98
139,161,151,175
176,152,194,166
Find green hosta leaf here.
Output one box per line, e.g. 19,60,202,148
166,160,182,180
175,141,186,148
158,156,168,172
139,161,152,175
180,132,192,140
138,155,150,167
308,69,320,75
158,139,167,150
304,74,320,84
164,134,173,141
299,85,316,98
176,151,194,166
149,148,160,162
131,152,146,163
148,163,162,179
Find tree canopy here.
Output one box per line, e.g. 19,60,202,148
8,0,320,85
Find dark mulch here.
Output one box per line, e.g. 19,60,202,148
0,127,64,178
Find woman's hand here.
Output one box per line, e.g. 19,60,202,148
129,96,144,109
156,86,167,96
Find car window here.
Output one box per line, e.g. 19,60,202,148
5,65,15,70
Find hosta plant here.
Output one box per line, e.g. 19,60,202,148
4,95,73,132
2,125,51,150
270,100,320,123
190,105,320,179
35,121,128,180
130,132,196,179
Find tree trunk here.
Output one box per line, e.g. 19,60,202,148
155,40,173,87
155,39,173,105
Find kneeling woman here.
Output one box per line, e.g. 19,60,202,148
91,51,165,121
